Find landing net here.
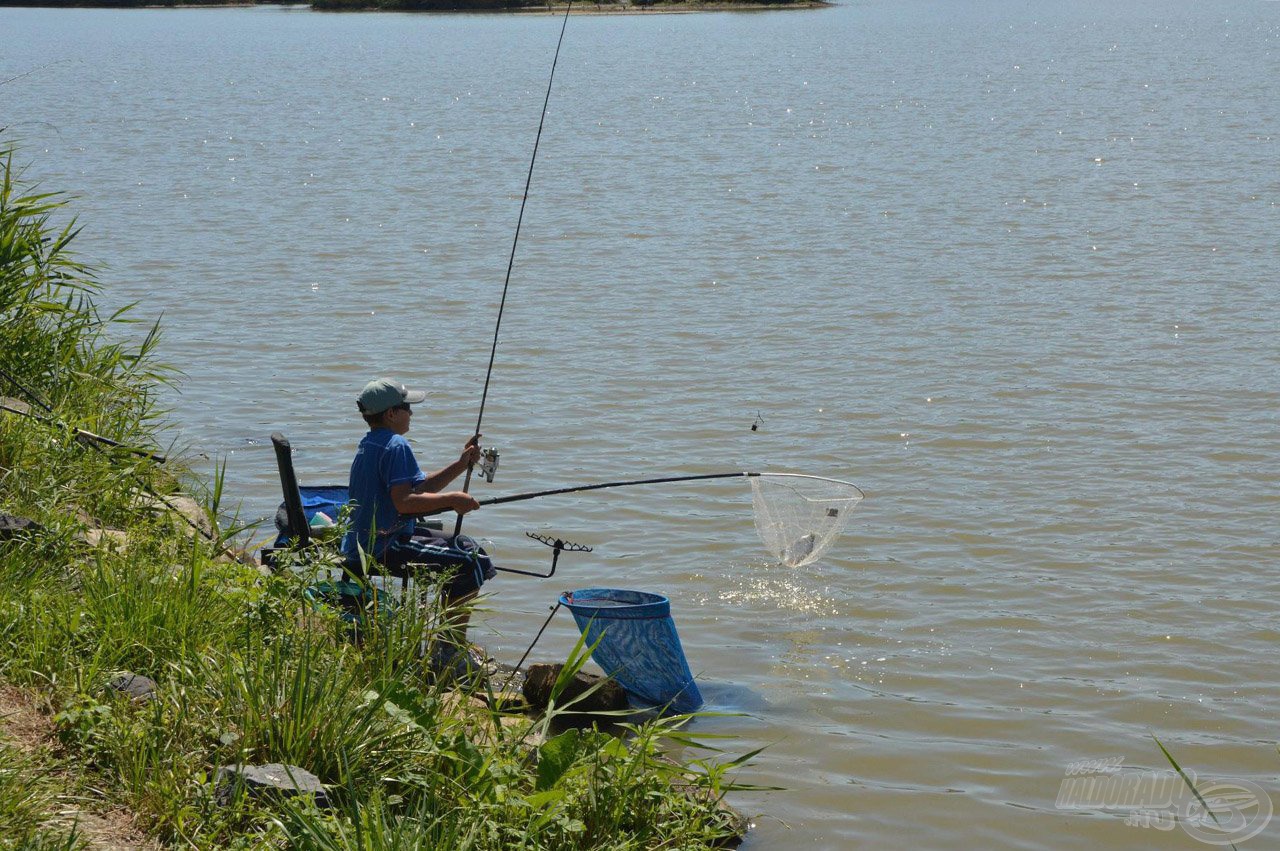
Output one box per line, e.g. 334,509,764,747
750,474,864,567
559,588,702,714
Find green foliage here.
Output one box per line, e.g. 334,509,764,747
1151,735,1242,851
0,741,82,849
0,140,752,848
0,143,168,436
0,140,174,535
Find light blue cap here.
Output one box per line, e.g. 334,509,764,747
356,378,427,416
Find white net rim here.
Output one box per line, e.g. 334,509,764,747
748,473,864,567
749,472,865,502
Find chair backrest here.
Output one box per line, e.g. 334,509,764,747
271,432,310,547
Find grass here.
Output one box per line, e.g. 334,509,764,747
0,740,81,849
0,138,750,848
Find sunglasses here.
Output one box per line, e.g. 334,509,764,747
392,403,412,413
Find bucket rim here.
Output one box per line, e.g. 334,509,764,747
559,587,669,614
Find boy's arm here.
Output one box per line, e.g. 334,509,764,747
390,483,479,517
418,434,482,493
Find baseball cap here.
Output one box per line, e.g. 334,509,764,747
356,378,428,416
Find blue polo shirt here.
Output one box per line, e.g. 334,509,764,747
340,428,426,565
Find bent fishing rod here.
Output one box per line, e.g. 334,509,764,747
454,0,574,538
412,473,754,517
477,472,864,508
0,367,167,463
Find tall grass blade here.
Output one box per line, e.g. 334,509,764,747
1151,733,1240,851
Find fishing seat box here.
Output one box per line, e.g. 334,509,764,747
259,432,443,569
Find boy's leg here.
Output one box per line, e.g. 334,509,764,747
383,533,494,644
440,587,476,645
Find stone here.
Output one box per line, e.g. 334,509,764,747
108,672,157,702
0,396,32,415
215,764,330,809
440,691,490,716
478,663,529,712
81,528,129,550
0,513,40,541
428,643,499,688
136,493,213,537
522,663,629,716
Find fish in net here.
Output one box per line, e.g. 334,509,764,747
749,473,864,567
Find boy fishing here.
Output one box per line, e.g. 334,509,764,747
340,377,496,640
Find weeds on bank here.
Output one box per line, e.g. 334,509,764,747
0,741,81,849
2,529,747,848
0,139,750,848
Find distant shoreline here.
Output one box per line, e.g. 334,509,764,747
0,0,830,11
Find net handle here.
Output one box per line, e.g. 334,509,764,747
476,472,863,509
753,473,866,498
478,472,752,507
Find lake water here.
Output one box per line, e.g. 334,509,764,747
4,1,1279,846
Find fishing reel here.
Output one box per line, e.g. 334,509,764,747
478,447,499,483
492,532,591,579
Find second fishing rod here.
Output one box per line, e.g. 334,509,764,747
453,0,574,539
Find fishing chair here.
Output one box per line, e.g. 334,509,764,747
259,432,318,569
265,432,389,637
261,432,444,573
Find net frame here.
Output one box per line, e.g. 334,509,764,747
749,473,864,567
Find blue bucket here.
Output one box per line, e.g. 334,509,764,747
559,588,703,714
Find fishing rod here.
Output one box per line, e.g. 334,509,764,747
0,396,167,464
479,472,760,507
0,366,167,463
0,366,235,554
454,0,574,538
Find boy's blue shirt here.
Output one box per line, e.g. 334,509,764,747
340,427,426,564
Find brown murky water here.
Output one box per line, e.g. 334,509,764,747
5,1,1278,846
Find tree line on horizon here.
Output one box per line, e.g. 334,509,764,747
1,0,814,9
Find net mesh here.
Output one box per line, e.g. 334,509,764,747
560,589,702,714
750,474,864,567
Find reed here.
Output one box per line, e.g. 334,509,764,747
0,139,751,848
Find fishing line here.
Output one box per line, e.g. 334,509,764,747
454,0,575,538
